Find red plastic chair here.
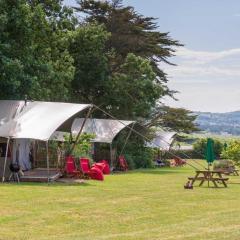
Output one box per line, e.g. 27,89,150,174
79,157,91,177
93,163,105,172
89,166,104,181
173,156,186,167
65,156,80,177
118,155,128,171
99,160,110,175
79,158,105,181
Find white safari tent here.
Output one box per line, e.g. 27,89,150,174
0,100,25,127
71,118,135,143
0,100,92,181
147,131,177,151
55,118,135,166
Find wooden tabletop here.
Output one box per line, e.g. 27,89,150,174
196,170,222,173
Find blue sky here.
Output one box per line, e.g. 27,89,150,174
65,0,240,112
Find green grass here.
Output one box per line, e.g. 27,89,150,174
1,161,240,240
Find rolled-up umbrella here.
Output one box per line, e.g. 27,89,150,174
206,138,215,166
206,138,215,187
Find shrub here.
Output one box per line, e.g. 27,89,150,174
213,159,234,170
221,141,240,164
193,138,223,159
64,133,95,160
124,153,136,170
115,132,155,169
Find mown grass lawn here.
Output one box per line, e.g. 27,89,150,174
1,161,240,240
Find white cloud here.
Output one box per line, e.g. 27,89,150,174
163,47,240,79
162,47,240,112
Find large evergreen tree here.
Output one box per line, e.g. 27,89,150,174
75,0,182,97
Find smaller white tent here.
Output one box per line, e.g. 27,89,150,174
147,131,177,151
71,118,135,143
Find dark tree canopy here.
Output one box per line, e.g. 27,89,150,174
0,0,75,101
148,106,200,134
75,0,182,97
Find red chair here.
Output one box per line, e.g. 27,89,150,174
99,160,110,175
79,157,91,177
80,158,105,181
173,156,186,167
89,166,104,181
118,155,128,171
65,156,80,177
93,162,105,172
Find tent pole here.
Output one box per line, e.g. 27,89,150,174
70,107,93,155
46,141,50,183
110,143,113,169
119,123,135,156
2,137,10,183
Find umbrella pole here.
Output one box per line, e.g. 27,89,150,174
2,137,10,183
208,162,210,188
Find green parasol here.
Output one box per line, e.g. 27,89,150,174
206,138,215,166
205,138,215,187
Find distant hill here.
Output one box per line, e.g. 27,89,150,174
195,111,240,136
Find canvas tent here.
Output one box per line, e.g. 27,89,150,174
0,101,91,140
147,131,177,151
0,100,27,177
0,100,25,127
71,118,135,143
71,118,135,166
0,101,92,181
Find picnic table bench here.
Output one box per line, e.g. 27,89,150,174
188,170,229,188
223,169,239,176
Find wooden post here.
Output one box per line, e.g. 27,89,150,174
110,143,113,169
2,137,10,183
69,107,93,155
46,141,50,183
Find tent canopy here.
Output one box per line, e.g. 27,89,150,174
0,101,91,141
0,100,25,127
147,131,177,151
71,118,135,143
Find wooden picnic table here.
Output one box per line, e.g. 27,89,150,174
188,170,229,188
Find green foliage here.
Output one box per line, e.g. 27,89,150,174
70,23,111,103
148,106,200,133
221,141,240,164
193,138,223,159
213,159,234,170
76,0,182,91
63,133,95,159
116,132,154,169
124,149,154,169
72,133,95,159
0,0,75,100
74,0,195,131
107,53,163,119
